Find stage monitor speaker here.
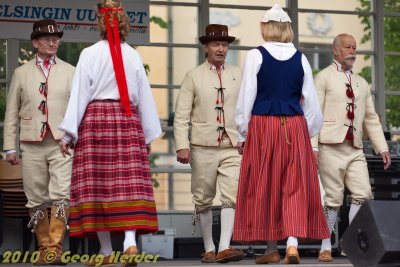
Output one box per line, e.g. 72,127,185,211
340,200,400,267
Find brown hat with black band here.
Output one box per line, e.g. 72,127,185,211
199,24,235,44
30,19,64,40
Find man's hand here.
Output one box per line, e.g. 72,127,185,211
6,152,20,165
313,151,320,164
236,141,245,155
380,151,391,170
177,149,191,164
59,140,72,158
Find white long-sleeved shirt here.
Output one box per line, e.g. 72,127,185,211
59,40,161,144
235,42,323,142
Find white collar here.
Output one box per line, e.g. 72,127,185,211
333,59,353,74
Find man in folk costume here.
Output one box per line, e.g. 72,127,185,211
3,19,75,264
233,4,330,264
312,33,391,262
174,24,245,263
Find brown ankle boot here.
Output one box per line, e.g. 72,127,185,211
47,202,69,265
28,207,50,266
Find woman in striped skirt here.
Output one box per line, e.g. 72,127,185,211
59,1,161,266
233,4,330,264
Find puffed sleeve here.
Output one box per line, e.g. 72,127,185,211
235,49,261,142
134,51,162,144
301,54,323,138
58,49,92,143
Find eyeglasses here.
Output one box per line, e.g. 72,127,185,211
39,37,60,45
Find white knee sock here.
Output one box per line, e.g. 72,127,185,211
286,236,298,249
320,208,338,252
349,203,361,224
124,230,137,252
218,208,234,252
97,231,113,256
263,240,278,255
200,210,215,253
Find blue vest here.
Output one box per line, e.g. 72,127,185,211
251,46,304,116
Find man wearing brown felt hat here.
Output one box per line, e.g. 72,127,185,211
174,24,245,263
3,18,74,265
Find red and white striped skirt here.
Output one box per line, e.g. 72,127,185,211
69,100,158,238
233,115,329,242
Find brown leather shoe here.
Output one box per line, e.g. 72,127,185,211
121,246,138,267
216,248,245,263
201,251,216,263
284,246,300,264
319,250,333,262
255,251,280,264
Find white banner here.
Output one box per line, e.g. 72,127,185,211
0,0,149,44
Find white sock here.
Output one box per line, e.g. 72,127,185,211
320,208,338,252
97,231,113,256
349,203,361,224
124,230,137,252
200,210,215,253
218,208,234,252
263,240,278,255
286,236,298,249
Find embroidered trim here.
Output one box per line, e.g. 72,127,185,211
192,206,211,235
351,200,363,205
221,202,236,209
27,206,47,233
53,201,70,230
323,204,339,234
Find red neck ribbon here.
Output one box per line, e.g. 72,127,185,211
98,7,132,116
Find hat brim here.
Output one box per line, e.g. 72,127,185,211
30,31,64,40
199,35,235,44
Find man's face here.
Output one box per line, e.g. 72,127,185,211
334,36,356,71
204,41,229,67
32,34,60,59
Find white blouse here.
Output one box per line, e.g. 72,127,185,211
235,42,323,142
59,40,161,144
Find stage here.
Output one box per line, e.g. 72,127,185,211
1,258,352,266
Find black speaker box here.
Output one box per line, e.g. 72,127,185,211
340,200,400,267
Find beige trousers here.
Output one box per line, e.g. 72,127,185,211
190,137,241,209
20,134,72,208
318,141,373,208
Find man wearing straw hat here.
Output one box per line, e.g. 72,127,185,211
174,24,245,263
3,19,74,265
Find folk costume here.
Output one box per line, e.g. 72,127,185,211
312,59,389,258
3,19,74,264
174,24,244,263
59,6,161,241
233,4,329,264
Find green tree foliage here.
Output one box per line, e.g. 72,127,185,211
357,0,400,129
